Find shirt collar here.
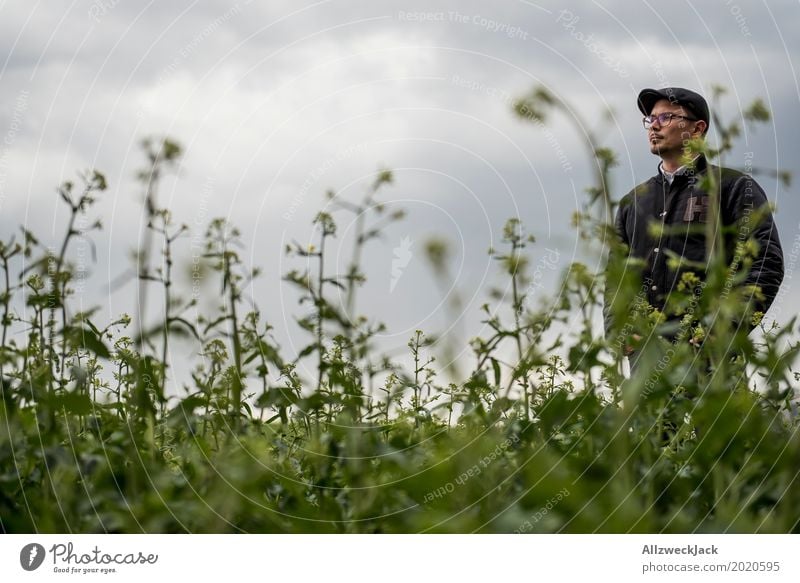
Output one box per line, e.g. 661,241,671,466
659,156,701,185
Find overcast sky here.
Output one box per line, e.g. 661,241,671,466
1,0,798,381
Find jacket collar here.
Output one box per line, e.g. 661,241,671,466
655,154,707,184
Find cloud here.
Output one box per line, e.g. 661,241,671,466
1,0,799,361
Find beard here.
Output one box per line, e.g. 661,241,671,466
648,135,674,157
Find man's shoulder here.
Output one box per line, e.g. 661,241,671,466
620,177,658,205
703,164,770,203
704,163,751,185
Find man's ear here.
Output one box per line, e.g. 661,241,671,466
694,120,708,137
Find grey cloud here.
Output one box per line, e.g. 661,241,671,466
1,0,798,355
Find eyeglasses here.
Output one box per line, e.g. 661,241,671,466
642,112,698,130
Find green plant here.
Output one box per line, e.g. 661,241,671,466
1,94,798,535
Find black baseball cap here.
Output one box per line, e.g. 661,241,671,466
637,87,710,128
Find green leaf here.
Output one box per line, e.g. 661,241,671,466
50,392,93,416
490,358,502,387
170,317,201,341
66,325,111,359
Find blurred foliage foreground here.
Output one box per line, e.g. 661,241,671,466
1,91,799,534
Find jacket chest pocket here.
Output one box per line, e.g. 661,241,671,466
677,194,710,223
666,193,710,263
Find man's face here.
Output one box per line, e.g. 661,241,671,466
646,99,704,158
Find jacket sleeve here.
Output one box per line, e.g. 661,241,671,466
603,199,630,337
727,175,784,317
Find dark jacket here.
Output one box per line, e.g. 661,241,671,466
605,155,784,334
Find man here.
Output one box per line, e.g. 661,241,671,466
605,87,784,367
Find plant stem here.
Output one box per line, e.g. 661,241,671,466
227,254,243,428
316,234,327,396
